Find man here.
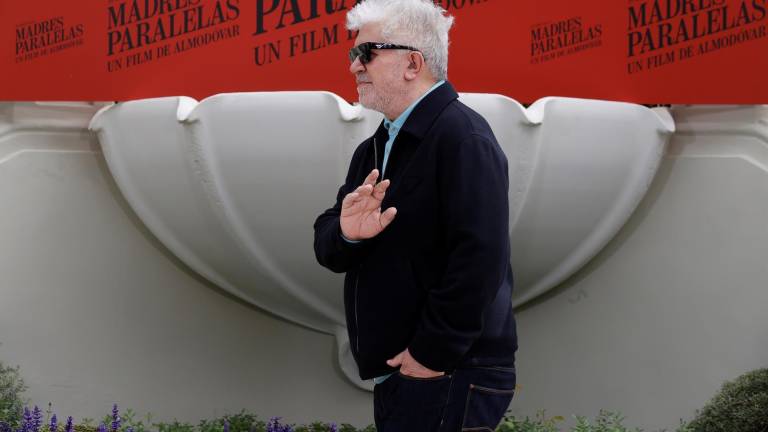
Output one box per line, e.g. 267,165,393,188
313,0,518,430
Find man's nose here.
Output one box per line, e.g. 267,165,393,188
349,57,365,74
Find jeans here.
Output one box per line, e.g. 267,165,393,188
373,365,516,432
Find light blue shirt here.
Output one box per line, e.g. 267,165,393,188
381,80,445,176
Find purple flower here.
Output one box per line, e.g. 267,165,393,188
265,418,293,432
49,415,57,432
111,405,120,432
328,423,337,432
266,418,281,432
21,407,33,432
64,417,73,432
32,407,43,432
222,420,229,432
97,423,106,432
126,428,133,432
0,421,11,432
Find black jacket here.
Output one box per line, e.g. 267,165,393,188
313,82,517,380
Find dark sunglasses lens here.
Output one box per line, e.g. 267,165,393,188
349,45,370,64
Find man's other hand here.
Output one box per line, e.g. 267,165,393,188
387,348,445,378
341,169,397,240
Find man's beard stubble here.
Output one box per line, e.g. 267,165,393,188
357,73,407,118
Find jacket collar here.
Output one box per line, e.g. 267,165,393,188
374,81,459,141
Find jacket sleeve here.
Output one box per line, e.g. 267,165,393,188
313,143,370,273
408,133,510,371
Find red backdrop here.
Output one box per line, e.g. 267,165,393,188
2,0,766,103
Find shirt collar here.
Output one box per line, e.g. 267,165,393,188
383,80,445,136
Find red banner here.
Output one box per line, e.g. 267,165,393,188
2,0,766,103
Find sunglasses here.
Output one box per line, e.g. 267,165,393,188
349,42,421,64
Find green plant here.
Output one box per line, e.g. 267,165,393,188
669,419,694,432
154,421,194,432
198,410,265,432
0,352,28,427
118,409,154,432
497,410,564,432
185,411,374,432
75,421,98,432
497,410,694,432
687,368,768,432
571,410,642,432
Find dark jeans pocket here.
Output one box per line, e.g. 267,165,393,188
392,372,453,413
375,372,452,431
460,370,515,431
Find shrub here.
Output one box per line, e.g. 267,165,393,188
497,409,695,432
498,410,647,432
0,353,28,428
687,368,768,432
497,410,564,432
87,406,360,432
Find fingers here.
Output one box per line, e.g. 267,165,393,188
397,349,444,378
341,192,359,210
343,184,373,209
399,369,445,378
356,171,389,199
373,179,390,200
344,174,389,212
386,350,404,367
354,183,374,196
362,169,379,187
379,206,397,229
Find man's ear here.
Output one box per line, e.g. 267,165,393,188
404,51,424,80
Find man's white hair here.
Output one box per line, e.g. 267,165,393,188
346,0,455,81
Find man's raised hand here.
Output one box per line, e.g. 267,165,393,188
340,169,397,240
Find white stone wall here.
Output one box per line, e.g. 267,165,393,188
510,105,768,430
